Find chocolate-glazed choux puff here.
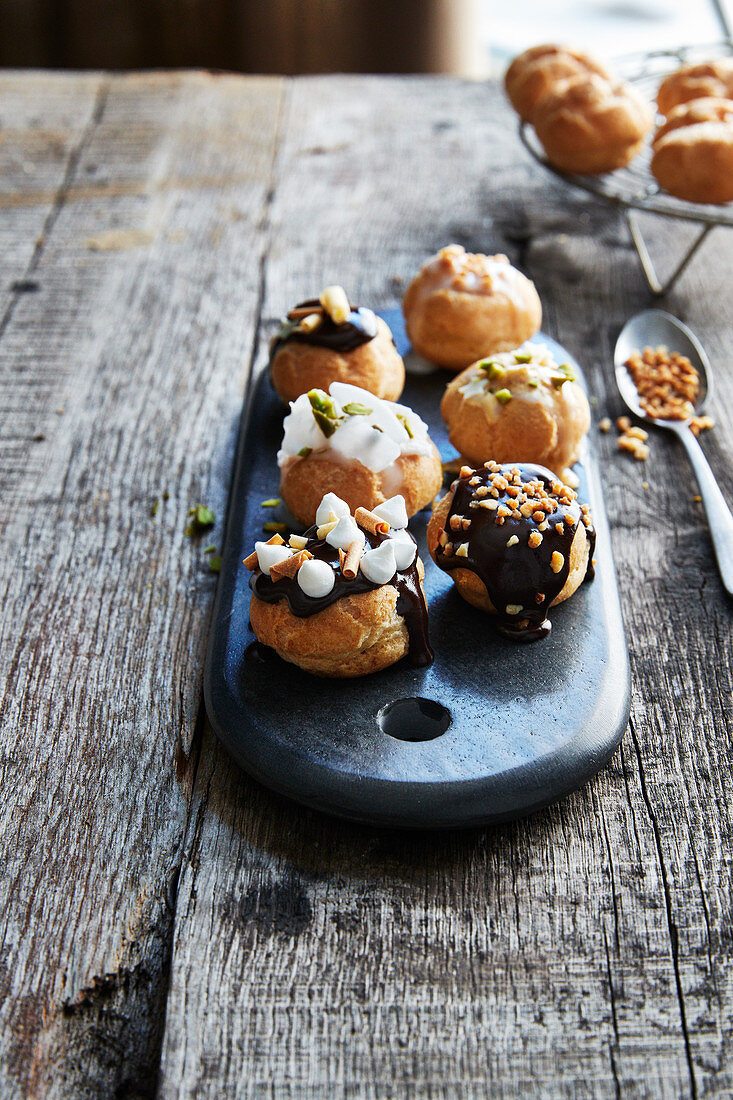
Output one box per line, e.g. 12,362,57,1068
270,285,405,404
441,343,590,482
504,44,611,122
402,245,542,372
427,462,596,641
278,382,443,526
246,494,432,677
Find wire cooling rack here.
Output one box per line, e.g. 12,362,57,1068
519,41,733,295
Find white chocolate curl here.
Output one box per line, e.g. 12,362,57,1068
296,558,335,598
372,495,408,530
255,542,292,576
360,541,397,585
387,528,417,570
326,515,365,551
315,492,351,526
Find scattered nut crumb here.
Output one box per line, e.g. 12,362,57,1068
599,417,612,433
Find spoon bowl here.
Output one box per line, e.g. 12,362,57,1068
613,309,733,598
614,309,711,426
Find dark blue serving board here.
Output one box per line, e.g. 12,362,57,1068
204,310,630,828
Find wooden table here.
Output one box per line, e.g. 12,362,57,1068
1,71,732,1100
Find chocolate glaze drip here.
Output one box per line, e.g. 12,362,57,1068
250,526,433,668
435,463,596,643
270,299,379,356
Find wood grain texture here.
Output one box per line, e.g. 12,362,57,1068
0,71,284,1098
156,78,733,1098
2,72,733,1100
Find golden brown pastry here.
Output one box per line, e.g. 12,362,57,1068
270,285,405,404
532,73,653,174
277,382,443,526
402,245,541,372
504,44,611,122
440,343,590,481
427,462,595,641
246,494,432,676
657,58,733,117
650,98,733,204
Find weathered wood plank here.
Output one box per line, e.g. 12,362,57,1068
157,78,733,1097
0,71,284,1098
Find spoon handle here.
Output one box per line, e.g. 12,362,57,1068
677,426,733,598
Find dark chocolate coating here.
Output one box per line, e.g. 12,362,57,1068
270,300,379,357
250,525,433,667
435,463,596,642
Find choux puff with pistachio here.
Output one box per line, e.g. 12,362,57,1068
441,343,590,484
246,493,433,677
269,284,405,404
277,381,443,526
427,462,596,641
402,245,542,372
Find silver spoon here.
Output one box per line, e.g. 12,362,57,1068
614,309,733,598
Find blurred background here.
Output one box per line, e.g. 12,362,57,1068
0,0,731,73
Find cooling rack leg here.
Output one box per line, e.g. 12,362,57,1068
625,209,714,296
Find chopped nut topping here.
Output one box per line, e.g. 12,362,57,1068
626,426,648,441
507,535,519,547
554,522,565,535
449,514,463,531
624,345,699,421
456,542,469,558
469,476,482,486
550,551,564,574
532,510,545,523
461,517,472,530
535,592,545,604
460,465,475,479
528,531,542,548
599,417,612,433
320,285,351,324
505,604,523,615
617,416,631,432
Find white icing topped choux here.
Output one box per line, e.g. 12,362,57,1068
296,558,336,598
278,382,433,473
360,541,398,585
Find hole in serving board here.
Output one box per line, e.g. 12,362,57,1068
377,697,451,742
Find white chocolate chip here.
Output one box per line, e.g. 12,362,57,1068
296,558,335,598
326,515,366,551
388,528,417,570
315,492,351,526
255,542,292,576
360,541,397,585
372,495,409,530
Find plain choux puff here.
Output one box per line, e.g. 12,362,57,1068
504,44,611,122
532,73,653,174
403,245,541,372
656,58,733,117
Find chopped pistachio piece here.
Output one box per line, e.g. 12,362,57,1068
487,363,505,381
185,503,215,536
307,388,338,418
396,413,414,439
494,388,513,405
514,352,532,364
342,402,373,416
261,497,281,507
527,379,539,388
263,521,288,533
203,544,216,554
208,555,222,573
297,446,312,458
150,499,159,517
313,409,338,437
